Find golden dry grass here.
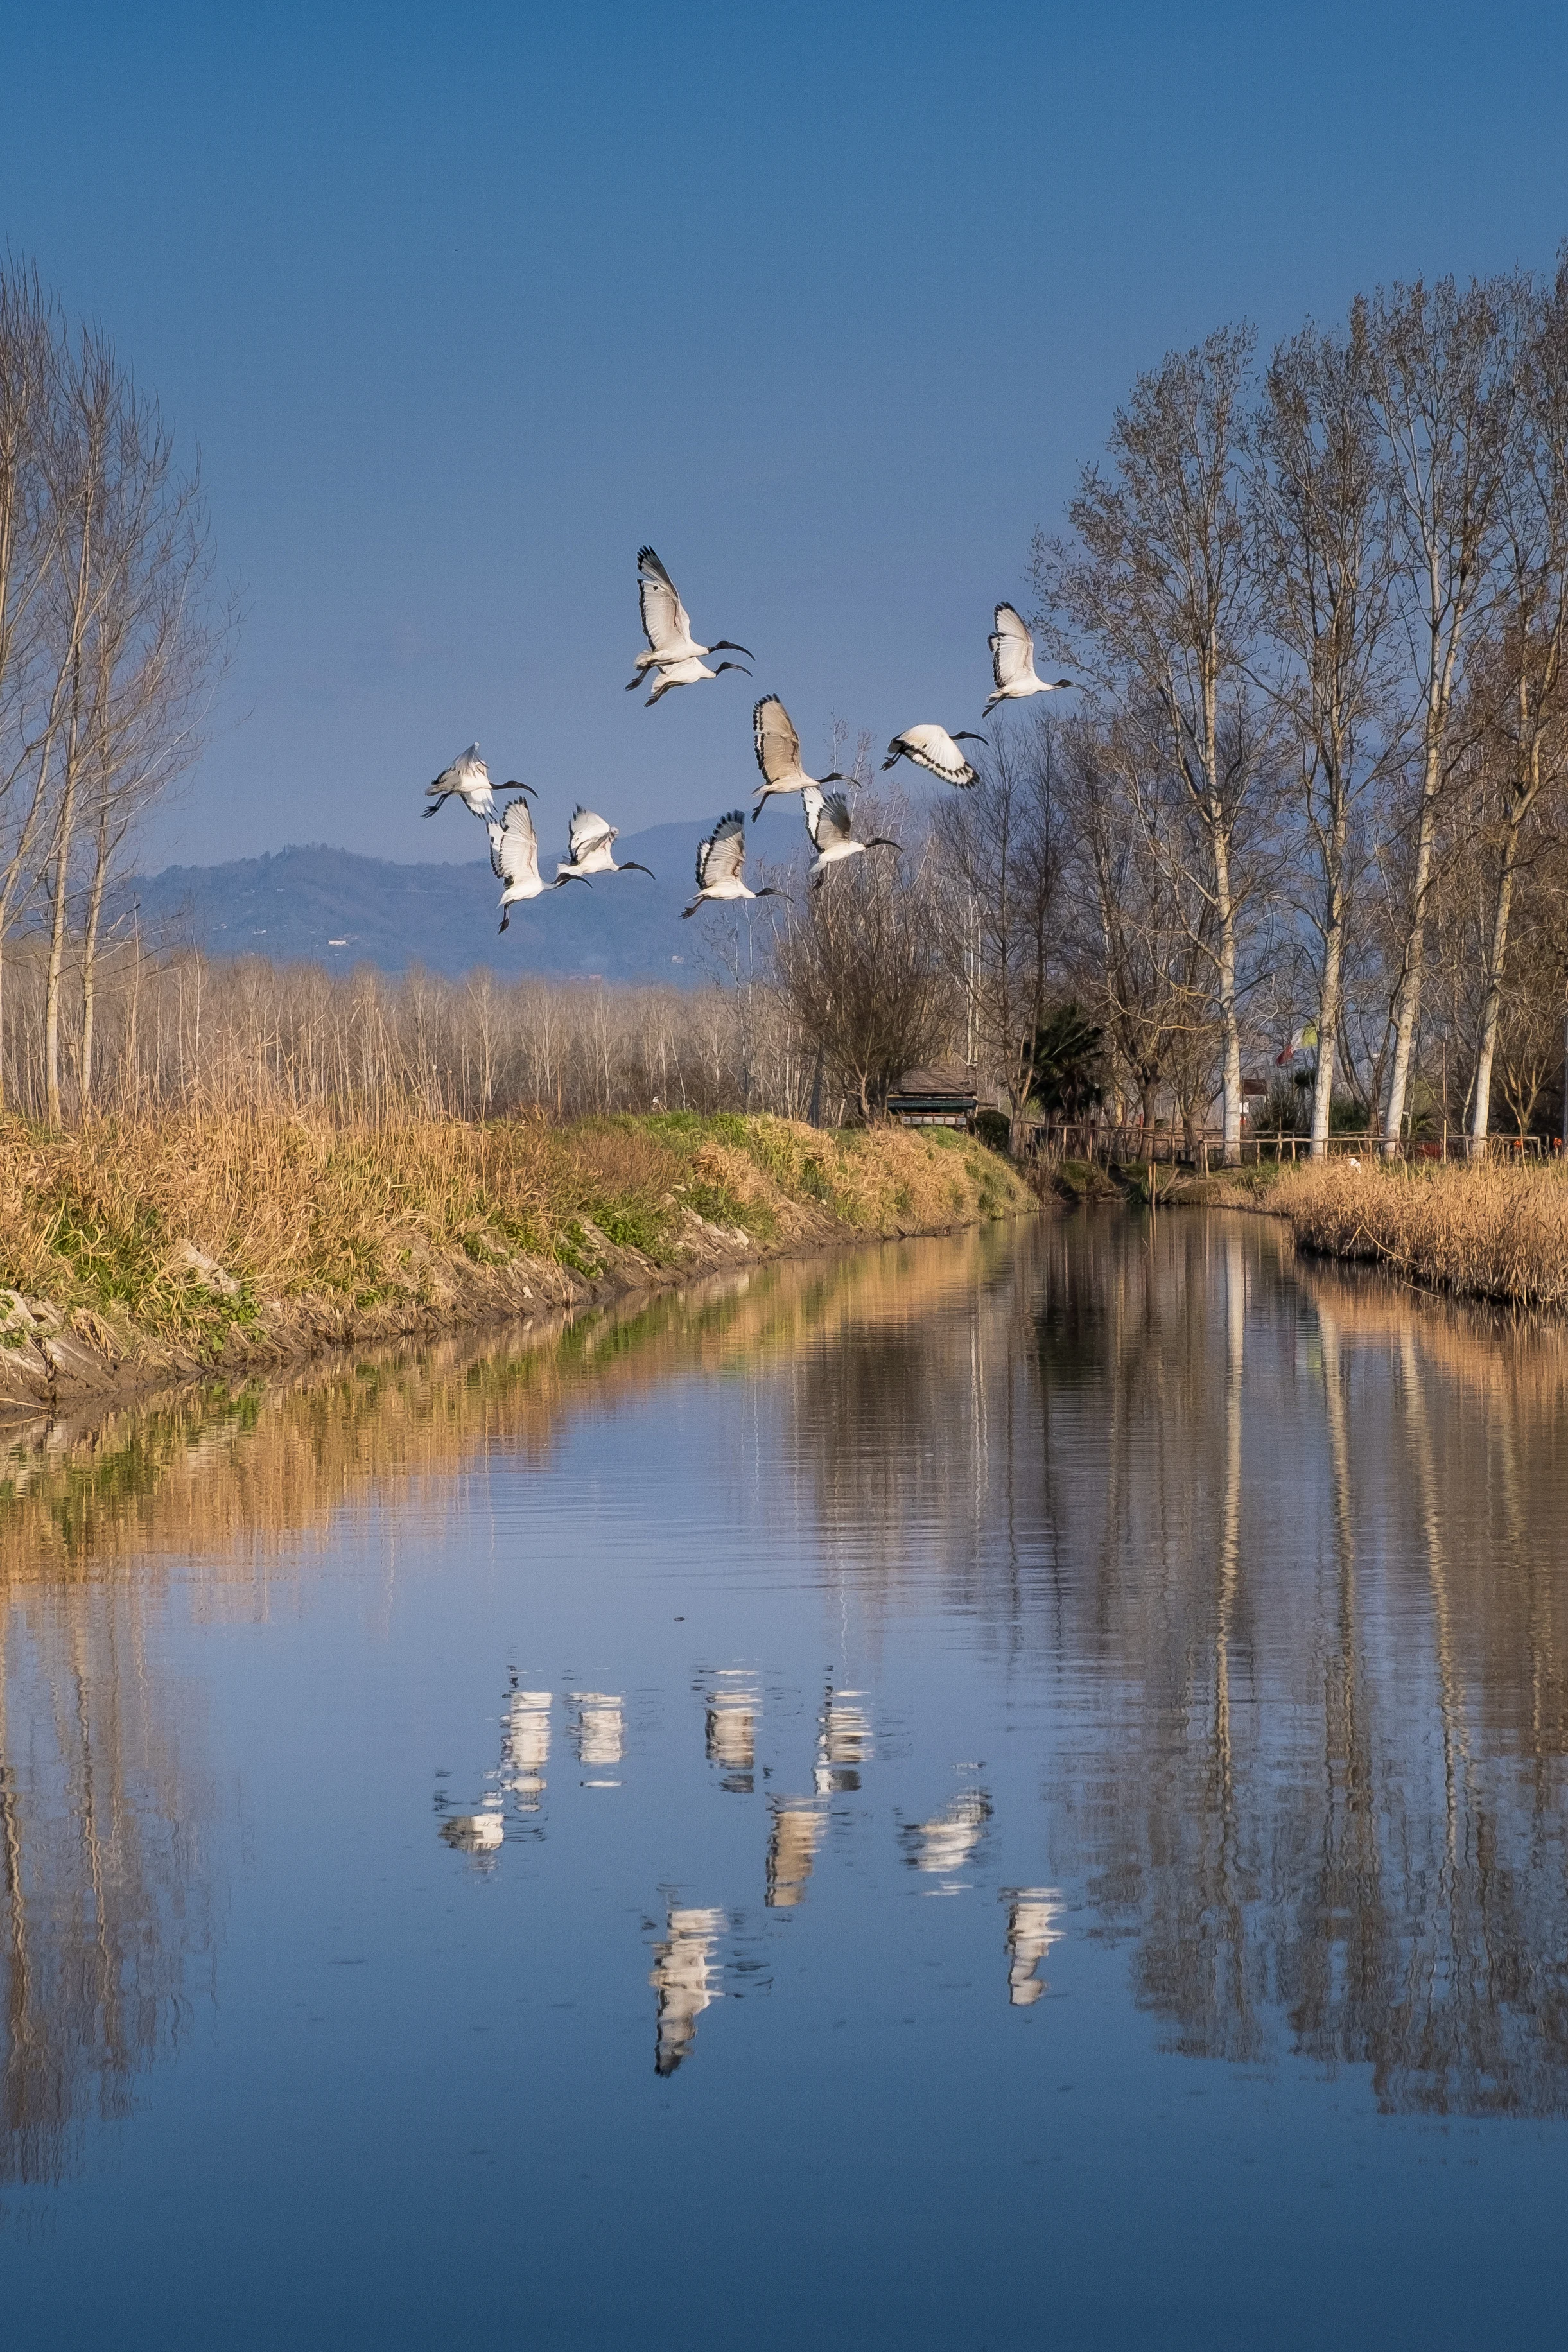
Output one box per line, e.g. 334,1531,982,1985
0,1110,1028,1372
1276,1157,1568,1309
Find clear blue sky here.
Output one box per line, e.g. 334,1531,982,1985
6,1,1568,867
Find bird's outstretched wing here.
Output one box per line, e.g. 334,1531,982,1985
638,546,690,656
802,785,853,851
569,806,616,864
817,790,855,849
696,810,747,891
494,796,540,886
884,726,981,788
753,695,805,789
989,604,1036,693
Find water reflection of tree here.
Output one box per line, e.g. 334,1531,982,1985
1033,1223,1568,2117
0,1587,215,2184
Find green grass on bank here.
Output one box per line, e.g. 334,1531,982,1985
0,1110,1030,1360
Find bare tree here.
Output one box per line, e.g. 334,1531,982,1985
37,323,220,1123
1253,316,1395,1158
932,716,1061,1151
1055,708,1219,1141
1035,327,1273,1163
0,263,64,1110
1463,263,1568,1151
771,802,951,1122
1361,274,1517,1153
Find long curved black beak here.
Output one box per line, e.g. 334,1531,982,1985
621,862,654,877
869,837,902,852
714,662,752,678
713,641,753,659
954,733,989,746
501,778,538,796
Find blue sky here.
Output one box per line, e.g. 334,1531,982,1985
6,1,1568,867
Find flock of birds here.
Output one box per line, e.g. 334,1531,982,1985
420,546,1076,932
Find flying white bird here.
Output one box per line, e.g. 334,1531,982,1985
984,604,1076,713
627,546,753,704
488,796,588,931
681,811,785,918
882,724,989,789
555,806,654,881
425,742,510,821
802,784,900,886
750,694,844,821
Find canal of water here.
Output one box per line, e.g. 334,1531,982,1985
3,1211,1567,2346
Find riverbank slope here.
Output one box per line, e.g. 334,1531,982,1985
0,1110,1029,1418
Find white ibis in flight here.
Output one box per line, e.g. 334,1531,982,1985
984,604,1075,713
882,724,988,789
488,796,588,931
555,806,654,880
627,546,753,705
681,812,785,918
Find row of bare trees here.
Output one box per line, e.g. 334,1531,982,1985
0,261,224,1126
1027,260,1568,1161
0,929,906,1127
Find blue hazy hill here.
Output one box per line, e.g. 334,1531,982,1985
123,822,723,983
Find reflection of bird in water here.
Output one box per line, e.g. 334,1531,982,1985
571,1692,623,1777
814,1685,871,1795
501,1689,552,1812
706,1674,758,1793
650,1906,726,2076
902,1790,991,1881
766,1801,826,1909
440,1808,504,1860
1004,1889,1063,2006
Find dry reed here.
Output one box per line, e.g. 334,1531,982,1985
1276,1158,1568,1308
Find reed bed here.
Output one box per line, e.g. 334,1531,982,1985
1276,1158,1568,1309
0,1110,1026,1390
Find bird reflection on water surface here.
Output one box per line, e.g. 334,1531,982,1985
7,1217,1568,2150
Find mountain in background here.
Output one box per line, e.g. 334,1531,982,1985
119,822,726,984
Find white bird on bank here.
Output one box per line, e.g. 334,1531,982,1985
984,604,1076,713
627,546,753,704
555,806,655,881
681,812,785,918
802,785,900,886
424,742,503,821
750,694,843,821
488,796,588,931
882,724,989,789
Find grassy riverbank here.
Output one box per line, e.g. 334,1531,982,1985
0,1110,1028,1416
1270,1158,1568,1309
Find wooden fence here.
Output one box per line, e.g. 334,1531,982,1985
1032,1121,1560,1171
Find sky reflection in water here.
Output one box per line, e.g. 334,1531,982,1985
3,1214,1568,2347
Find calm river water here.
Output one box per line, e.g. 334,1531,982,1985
4,1210,1568,2346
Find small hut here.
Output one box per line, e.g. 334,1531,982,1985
886,1067,980,1129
